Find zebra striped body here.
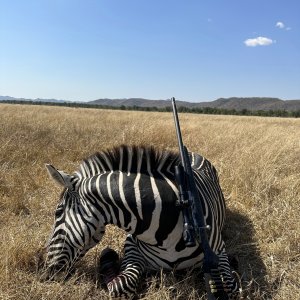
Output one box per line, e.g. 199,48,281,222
43,145,239,299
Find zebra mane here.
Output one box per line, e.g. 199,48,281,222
76,145,180,179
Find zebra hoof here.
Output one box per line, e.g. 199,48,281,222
99,248,120,285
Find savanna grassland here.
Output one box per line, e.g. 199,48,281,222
0,104,299,300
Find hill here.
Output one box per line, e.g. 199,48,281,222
198,97,300,111
87,98,193,108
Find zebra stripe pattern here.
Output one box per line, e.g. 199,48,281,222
43,145,239,298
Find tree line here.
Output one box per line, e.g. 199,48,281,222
1,100,300,118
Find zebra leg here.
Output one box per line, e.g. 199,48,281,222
216,248,241,299
103,235,146,299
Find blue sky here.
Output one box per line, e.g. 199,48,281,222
1,0,299,102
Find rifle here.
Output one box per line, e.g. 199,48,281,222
171,97,229,300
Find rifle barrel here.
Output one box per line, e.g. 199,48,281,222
171,97,186,165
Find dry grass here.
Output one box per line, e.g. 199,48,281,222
0,104,299,299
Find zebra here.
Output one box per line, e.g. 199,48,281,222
41,145,240,299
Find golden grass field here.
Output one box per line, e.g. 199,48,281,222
0,104,299,300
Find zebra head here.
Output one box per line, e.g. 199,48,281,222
41,164,105,281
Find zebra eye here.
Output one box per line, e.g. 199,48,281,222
55,206,64,218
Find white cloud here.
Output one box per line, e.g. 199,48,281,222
276,21,292,31
244,36,275,47
276,21,285,29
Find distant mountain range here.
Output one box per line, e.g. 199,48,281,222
1,96,300,112
0,96,67,103
89,97,300,111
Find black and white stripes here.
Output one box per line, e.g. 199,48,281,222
43,145,239,298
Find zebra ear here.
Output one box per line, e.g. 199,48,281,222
45,164,72,189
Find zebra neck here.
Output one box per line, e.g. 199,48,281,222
80,171,144,233
80,169,179,241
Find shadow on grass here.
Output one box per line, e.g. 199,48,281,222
223,208,271,299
